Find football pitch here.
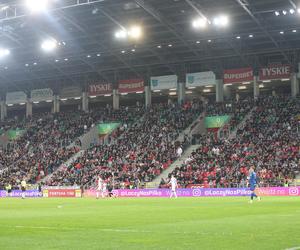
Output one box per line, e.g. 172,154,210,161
0,197,300,250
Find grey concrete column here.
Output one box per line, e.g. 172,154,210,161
26,99,33,118
291,72,299,97
223,84,232,100
178,82,186,104
216,79,224,102
82,92,89,112
53,95,60,113
0,101,7,121
253,75,260,98
145,86,152,107
113,89,120,110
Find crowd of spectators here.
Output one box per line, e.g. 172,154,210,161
162,96,299,188
0,106,145,188
47,101,203,188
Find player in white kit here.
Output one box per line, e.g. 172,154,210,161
169,175,178,198
96,176,103,199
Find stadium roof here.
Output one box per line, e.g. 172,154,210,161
0,0,300,94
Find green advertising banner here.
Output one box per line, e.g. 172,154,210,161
205,115,231,128
97,123,120,135
7,129,26,140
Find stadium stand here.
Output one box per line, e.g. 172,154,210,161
161,96,300,188
46,100,203,188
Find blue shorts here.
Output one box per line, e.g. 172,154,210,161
250,185,256,191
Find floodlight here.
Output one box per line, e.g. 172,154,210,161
128,26,142,39
290,9,295,14
213,15,229,27
41,39,57,52
274,11,280,16
192,18,208,29
115,29,127,39
282,10,287,15
25,0,49,13
0,48,10,58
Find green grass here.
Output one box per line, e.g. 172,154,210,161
0,197,300,250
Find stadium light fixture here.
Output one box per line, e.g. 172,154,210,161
208,39,212,43
25,63,29,67
249,34,253,38
55,59,59,62
282,10,287,15
131,48,136,52
115,29,127,39
298,8,300,14
128,26,142,39
279,31,284,34
25,0,49,13
33,62,37,65
213,15,229,27
292,29,297,33
290,9,295,14
196,40,200,44
192,17,208,29
168,44,173,47
236,36,241,39
157,45,162,48
96,53,101,57
86,55,91,58
274,11,280,16
64,58,68,61
41,38,57,52
1,6,9,11
121,50,126,54
0,48,10,58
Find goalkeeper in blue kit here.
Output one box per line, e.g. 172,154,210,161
248,166,261,203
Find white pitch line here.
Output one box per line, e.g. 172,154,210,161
285,247,300,250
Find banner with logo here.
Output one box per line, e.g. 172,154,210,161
150,75,177,90
186,71,216,87
88,83,113,96
118,79,144,93
7,129,26,140
60,86,82,98
0,190,41,198
6,91,27,105
97,123,120,135
259,64,292,80
205,115,231,128
109,187,300,198
223,67,253,84
31,88,53,102
43,189,81,198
